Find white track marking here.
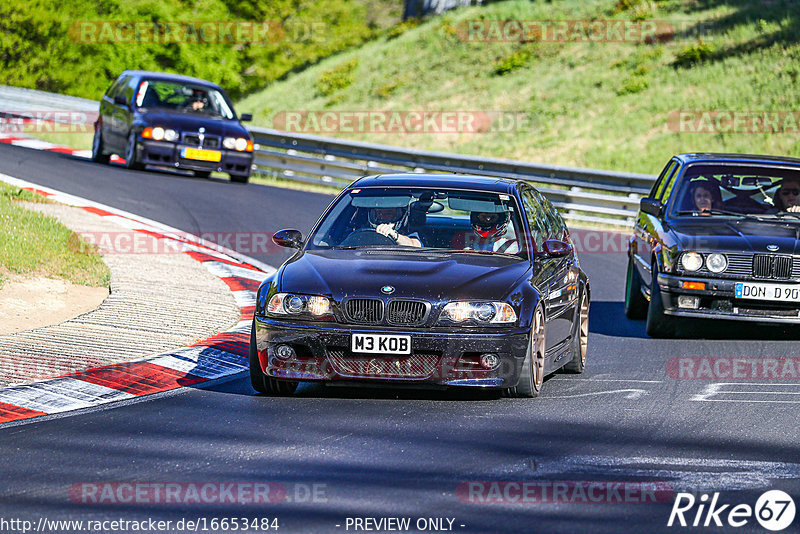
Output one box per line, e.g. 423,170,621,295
692,382,800,403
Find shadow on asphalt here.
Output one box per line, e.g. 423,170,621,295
591,300,800,340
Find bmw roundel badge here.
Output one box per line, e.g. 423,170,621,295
381,285,395,294
767,244,779,252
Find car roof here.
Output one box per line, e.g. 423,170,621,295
350,174,522,194
119,70,223,90
673,152,800,167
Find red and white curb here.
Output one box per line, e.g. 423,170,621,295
0,173,275,424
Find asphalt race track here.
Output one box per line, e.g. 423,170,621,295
1,142,799,533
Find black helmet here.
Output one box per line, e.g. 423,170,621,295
470,211,509,239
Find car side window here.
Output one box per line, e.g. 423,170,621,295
119,77,137,105
651,160,677,199
521,189,548,251
657,164,682,205
535,192,567,240
107,76,127,99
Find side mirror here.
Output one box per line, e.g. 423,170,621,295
272,229,303,249
239,113,253,122
113,95,128,107
640,197,663,218
540,239,573,258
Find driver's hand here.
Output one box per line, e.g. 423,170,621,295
375,223,397,240
788,205,800,213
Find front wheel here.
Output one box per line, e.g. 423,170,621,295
506,306,545,398
124,132,144,170
646,266,677,338
91,127,110,164
562,289,589,373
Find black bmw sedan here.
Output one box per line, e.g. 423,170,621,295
627,152,800,337
250,174,590,398
92,70,254,183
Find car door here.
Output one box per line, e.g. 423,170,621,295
634,160,680,290
521,188,569,354
100,76,126,152
111,76,137,149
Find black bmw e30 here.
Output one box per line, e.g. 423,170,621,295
627,152,800,337
250,173,590,398
92,70,254,183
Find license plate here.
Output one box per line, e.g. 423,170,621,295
351,334,411,355
735,282,800,301
181,147,221,162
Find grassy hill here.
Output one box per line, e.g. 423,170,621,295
1,0,401,100
238,0,800,174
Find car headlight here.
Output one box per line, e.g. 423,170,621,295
223,137,236,149
706,253,727,273
235,137,249,151
164,129,179,142
151,126,165,141
440,301,517,324
681,252,703,272
267,293,332,318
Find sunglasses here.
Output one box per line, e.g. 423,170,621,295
780,189,800,196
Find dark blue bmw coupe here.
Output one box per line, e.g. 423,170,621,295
250,173,590,397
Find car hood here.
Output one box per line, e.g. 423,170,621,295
670,218,800,254
137,110,248,137
278,249,531,301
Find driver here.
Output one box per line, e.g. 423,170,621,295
187,89,208,111
370,207,422,247
774,177,800,212
466,210,519,253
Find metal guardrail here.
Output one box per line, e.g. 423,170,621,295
0,85,654,228
250,127,654,228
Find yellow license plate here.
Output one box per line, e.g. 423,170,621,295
182,147,221,162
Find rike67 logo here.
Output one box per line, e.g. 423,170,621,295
668,490,796,531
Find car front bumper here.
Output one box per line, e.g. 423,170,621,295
137,140,253,176
656,272,800,324
254,316,530,388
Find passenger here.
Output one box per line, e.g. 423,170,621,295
685,179,723,215
466,211,519,253
370,207,422,247
773,177,800,213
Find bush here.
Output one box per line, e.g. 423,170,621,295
674,40,715,67
494,49,531,76
617,75,649,95
315,58,359,96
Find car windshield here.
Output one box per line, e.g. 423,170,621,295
308,187,528,257
670,164,800,218
134,80,235,119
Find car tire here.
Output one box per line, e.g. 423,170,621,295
230,174,249,184
506,305,545,398
124,132,144,170
194,170,211,179
248,322,298,396
624,256,648,320
91,127,110,164
645,265,677,338
562,288,589,373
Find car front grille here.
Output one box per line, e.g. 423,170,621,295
343,298,384,324
326,349,439,378
182,133,220,148
386,300,427,325
753,254,792,279
689,253,799,279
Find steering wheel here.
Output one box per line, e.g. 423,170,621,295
338,229,396,247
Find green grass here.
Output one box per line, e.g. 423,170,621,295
21,126,93,151
237,0,800,175
0,183,110,287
